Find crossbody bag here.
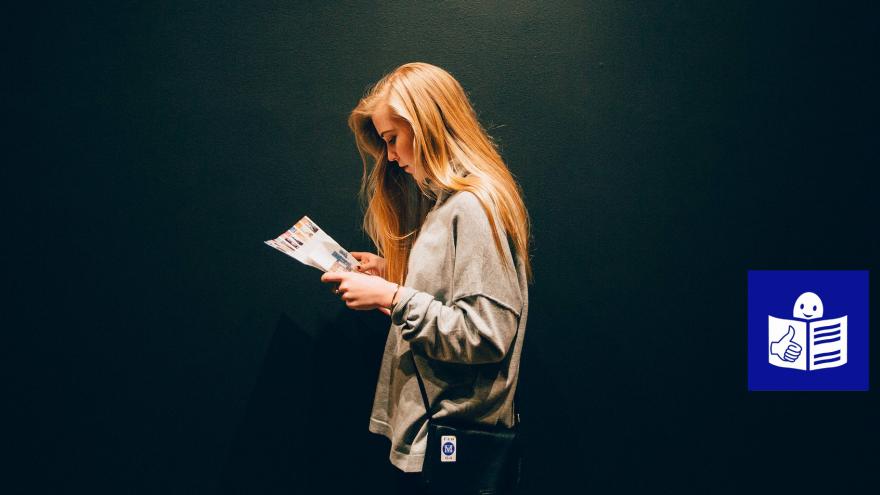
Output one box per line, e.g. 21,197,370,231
409,352,523,495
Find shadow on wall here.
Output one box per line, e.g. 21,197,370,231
220,304,580,494
220,308,393,494
515,312,585,494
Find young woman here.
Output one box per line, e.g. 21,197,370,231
320,62,532,491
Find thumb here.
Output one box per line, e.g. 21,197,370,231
377,307,391,316
784,325,795,341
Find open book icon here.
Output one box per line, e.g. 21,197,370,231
768,315,848,371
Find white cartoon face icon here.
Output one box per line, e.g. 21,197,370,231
793,292,823,319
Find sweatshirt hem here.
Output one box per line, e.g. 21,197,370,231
369,417,425,473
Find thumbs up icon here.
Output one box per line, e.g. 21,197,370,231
771,326,802,362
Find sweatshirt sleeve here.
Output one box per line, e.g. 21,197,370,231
390,192,523,364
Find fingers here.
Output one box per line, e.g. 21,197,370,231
351,252,371,273
354,258,375,268
355,265,378,276
355,264,378,276
784,344,802,362
350,251,375,261
321,271,347,283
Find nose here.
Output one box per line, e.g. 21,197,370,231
387,147,397,162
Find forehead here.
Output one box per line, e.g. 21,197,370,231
371,104,404,133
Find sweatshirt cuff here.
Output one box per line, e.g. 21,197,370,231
390,286,419,326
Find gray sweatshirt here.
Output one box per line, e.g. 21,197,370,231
368,189,529,472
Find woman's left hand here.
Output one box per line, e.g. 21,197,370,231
321,270,398,315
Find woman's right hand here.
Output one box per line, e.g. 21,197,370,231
351,252,387,278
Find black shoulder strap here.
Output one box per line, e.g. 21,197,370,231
409,351,433,421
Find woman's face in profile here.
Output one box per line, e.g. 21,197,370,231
372,104,423,183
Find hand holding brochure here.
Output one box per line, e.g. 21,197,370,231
264,216,359,272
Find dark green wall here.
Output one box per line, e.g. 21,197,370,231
9,1,877,493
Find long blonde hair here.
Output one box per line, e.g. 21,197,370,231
348,62,532,285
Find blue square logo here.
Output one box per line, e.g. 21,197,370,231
748,270,869,391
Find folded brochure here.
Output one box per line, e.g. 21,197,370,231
265,216,358,272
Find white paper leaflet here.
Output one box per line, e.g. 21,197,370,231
264,216,358,272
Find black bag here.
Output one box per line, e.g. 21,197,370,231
410,353,523,495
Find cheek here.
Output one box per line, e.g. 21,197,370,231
401,133,414,155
